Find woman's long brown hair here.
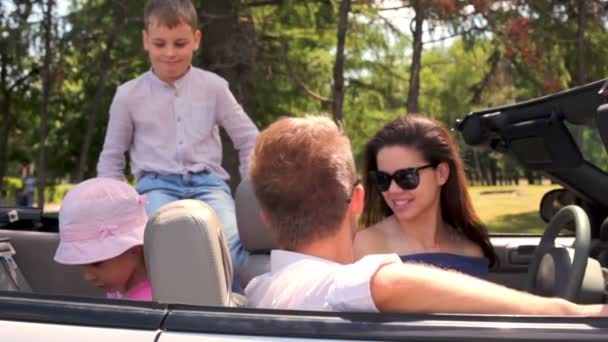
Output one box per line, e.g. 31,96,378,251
360,114,496,266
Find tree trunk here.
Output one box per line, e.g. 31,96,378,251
0,92,10,191
571,0,587,146
473,149,489,186
331,0,350,124
406,0,424,114
36,0,54,210
76,3,126,182
198,0,257,190
489,157,497,186
525,169,535,185
576,0,587,86
0,58,37,191
0,48,9,191
502,158,510,185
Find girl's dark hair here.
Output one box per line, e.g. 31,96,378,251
360,114,496,266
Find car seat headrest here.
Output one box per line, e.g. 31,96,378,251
144,199,238,306
235,178,277,253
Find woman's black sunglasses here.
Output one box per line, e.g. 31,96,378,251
370,164,436,192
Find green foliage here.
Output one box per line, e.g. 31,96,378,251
419,40,495,121
1,0,608,220
251,1,338,126
571,122,608,172
0,177,72,205
50,0,147,180
1,177,23,203
44,183,74,204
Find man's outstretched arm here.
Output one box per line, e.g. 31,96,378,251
371,263,607,316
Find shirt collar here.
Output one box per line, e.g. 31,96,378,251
147,65,193,89
270,250,339,271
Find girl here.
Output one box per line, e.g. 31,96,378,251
354,114,496,278
54,178,151,300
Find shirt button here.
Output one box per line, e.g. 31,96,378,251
179,141,183,145
177,116,181,122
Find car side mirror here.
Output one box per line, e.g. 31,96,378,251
539,189,579,223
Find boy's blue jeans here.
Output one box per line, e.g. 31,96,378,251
135,171,248,292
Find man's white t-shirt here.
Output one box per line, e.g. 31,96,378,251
245,250,401,311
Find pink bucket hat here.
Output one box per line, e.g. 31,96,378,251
54,177,148,265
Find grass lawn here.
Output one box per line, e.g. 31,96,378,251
39,183,558,234
469,184,561,234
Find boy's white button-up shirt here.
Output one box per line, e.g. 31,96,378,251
245,250,401,312
97,67,259,180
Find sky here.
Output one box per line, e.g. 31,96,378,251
57,1,69,15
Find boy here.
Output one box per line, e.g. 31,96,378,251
97,0,258,285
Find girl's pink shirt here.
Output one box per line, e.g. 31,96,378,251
106,279,153,301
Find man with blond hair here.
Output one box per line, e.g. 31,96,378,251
245,115,608,315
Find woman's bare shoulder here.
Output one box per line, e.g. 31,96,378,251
354,218,394,259
460,237,485,258
447,224,485,258
357,217,395,240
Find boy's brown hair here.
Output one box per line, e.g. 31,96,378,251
144,0,198,31
249,116,357,251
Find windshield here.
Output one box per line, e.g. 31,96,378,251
565,121,608,172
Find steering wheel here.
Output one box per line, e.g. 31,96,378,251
526,205,591,301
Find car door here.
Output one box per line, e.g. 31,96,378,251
2,320,158,342
488,235,575,291
3,287,608,341
0,292,164,342
157,305,608,341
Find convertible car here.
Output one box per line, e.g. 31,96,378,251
3,79,608,341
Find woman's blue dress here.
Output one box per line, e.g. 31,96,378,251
399,253,489,278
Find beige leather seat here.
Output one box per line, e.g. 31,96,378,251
144,199,243,306
0,237,32,292
235,178,276,287
0,229,103,297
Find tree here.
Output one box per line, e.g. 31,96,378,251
75,1,127,182
3,0,607,197
478,0,608,169
378,0,488,114
405,0,423,113
197,0,257,188
51,1,148,182
36,0,55,209
0,1,37,191
331,0,351,123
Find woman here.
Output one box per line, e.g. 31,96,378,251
354,114,496,278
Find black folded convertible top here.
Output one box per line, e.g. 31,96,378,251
460,78,608,127
455,78,608,209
